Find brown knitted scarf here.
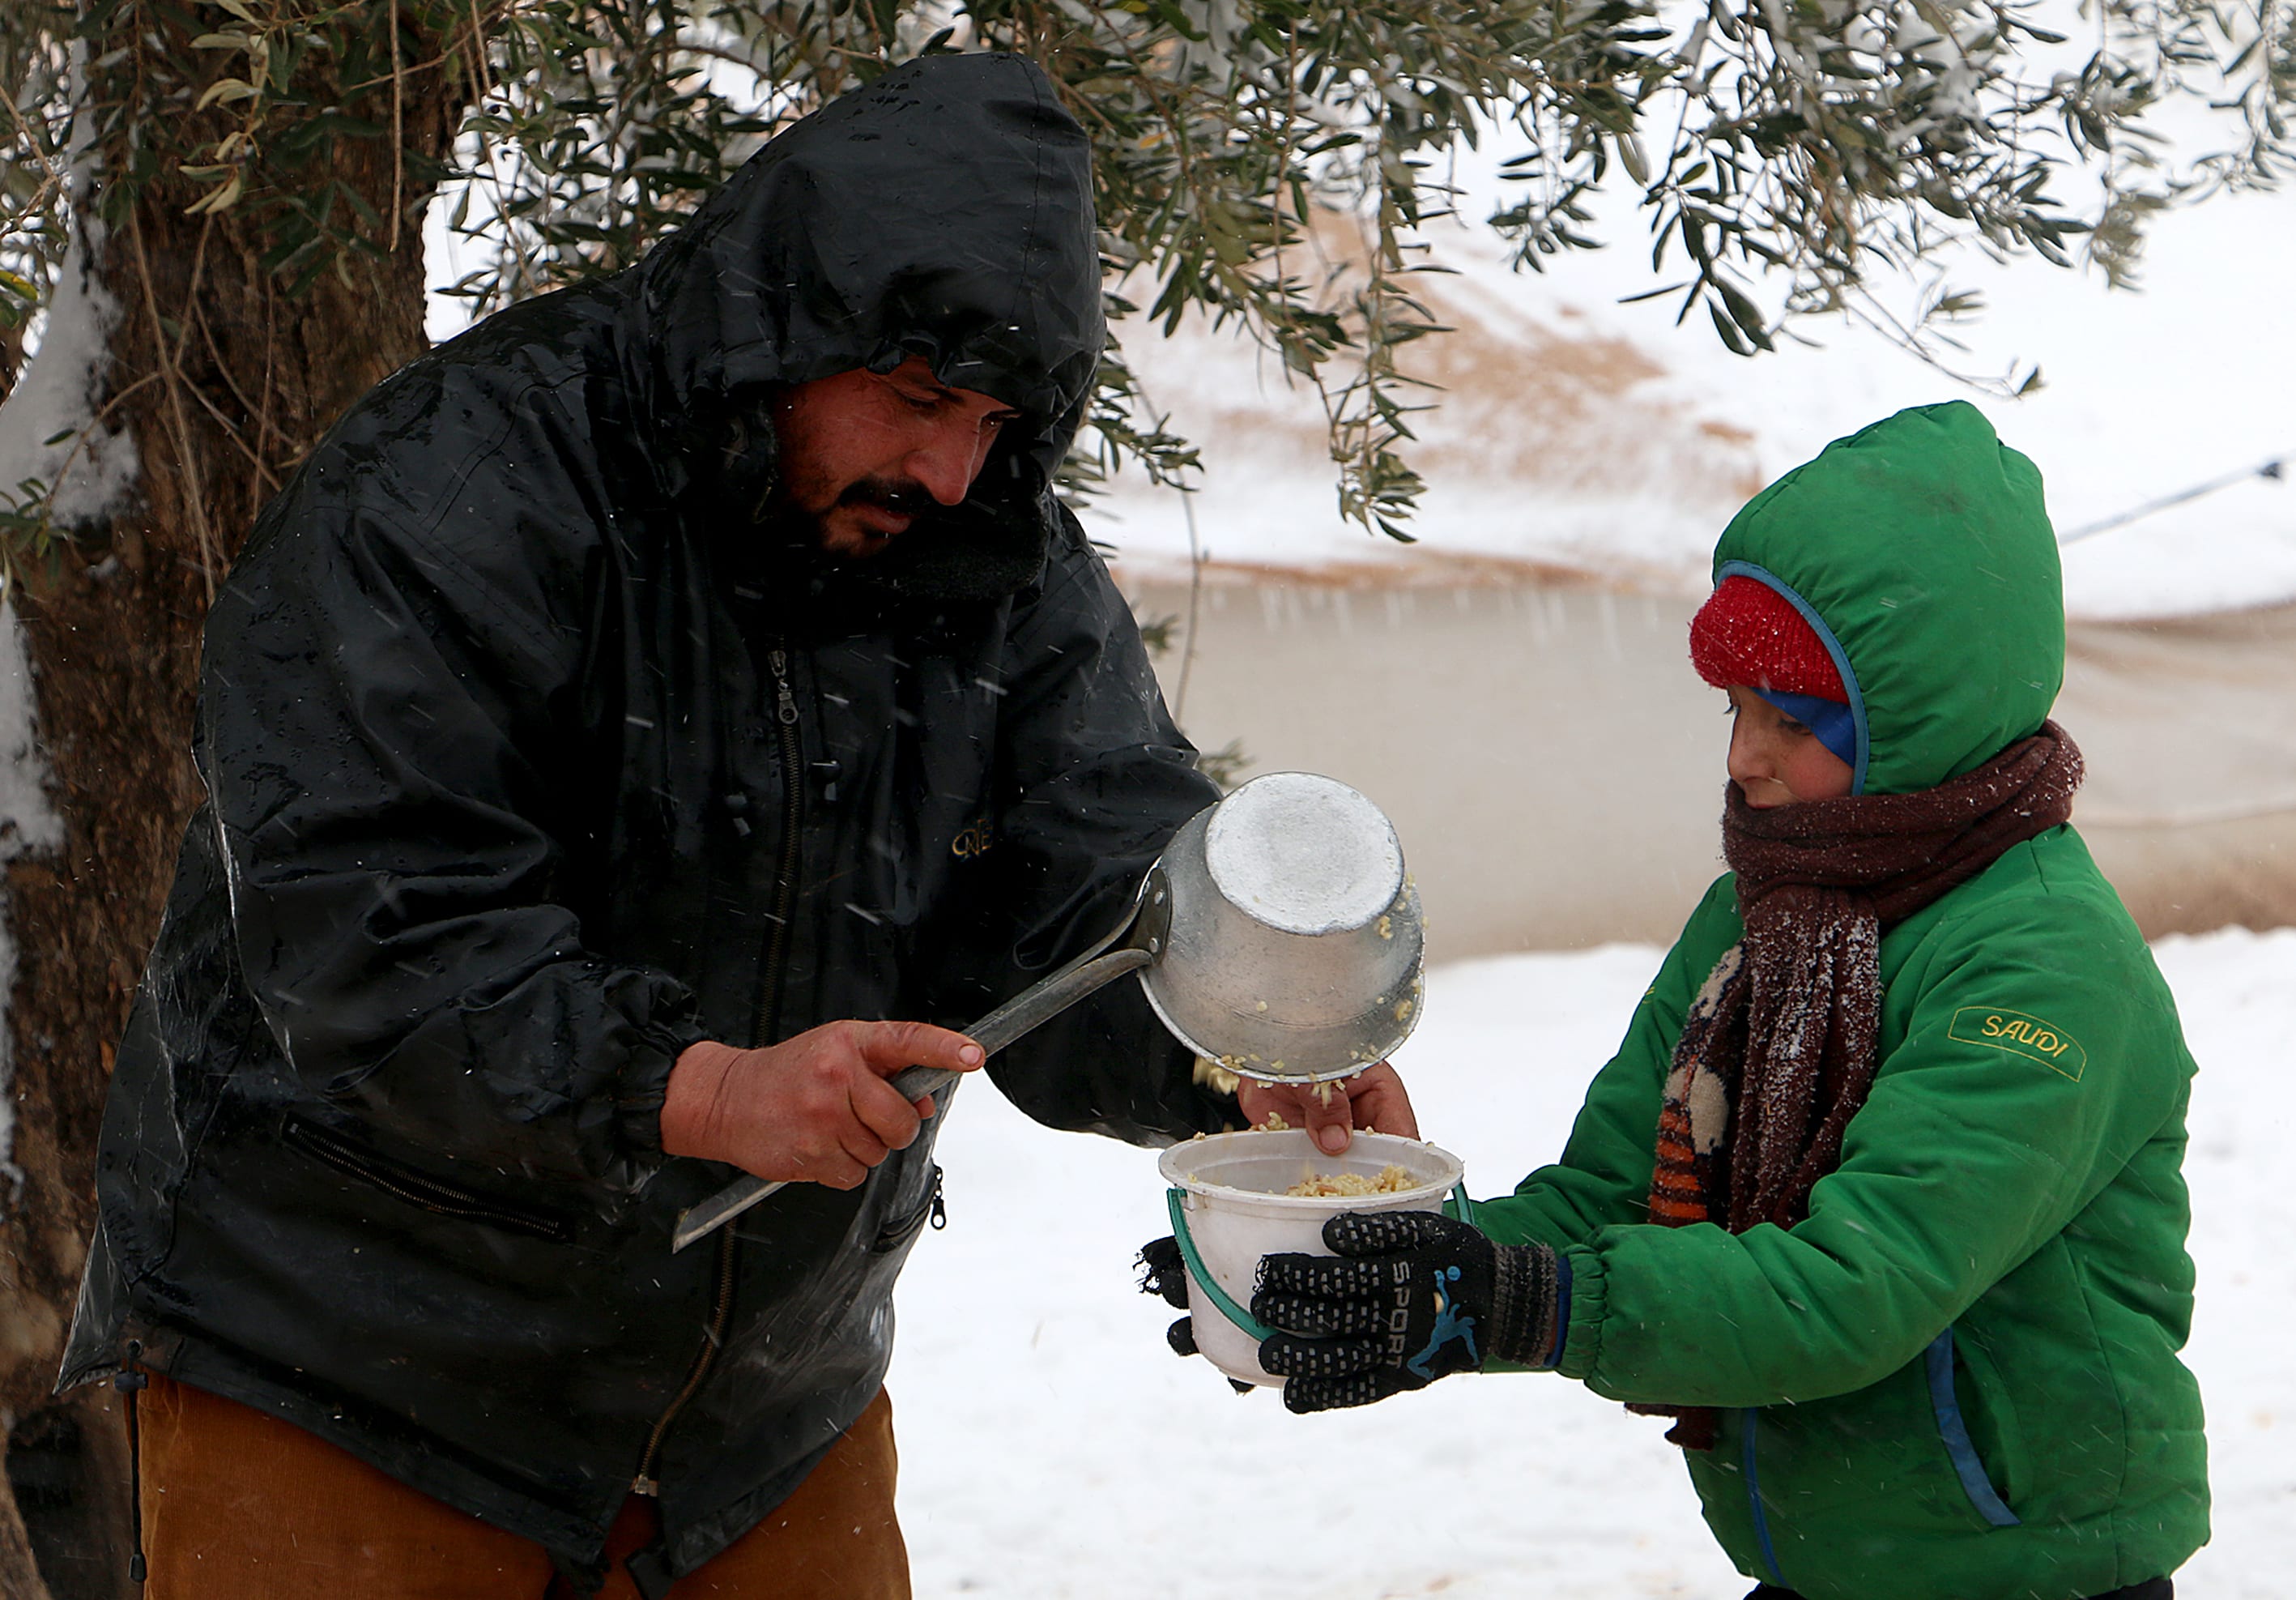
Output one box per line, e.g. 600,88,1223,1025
1633,722,2084,1450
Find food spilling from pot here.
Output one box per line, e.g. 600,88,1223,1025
1135,772,1440,1386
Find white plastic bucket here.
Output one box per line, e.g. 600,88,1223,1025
1156,1128,1466,1387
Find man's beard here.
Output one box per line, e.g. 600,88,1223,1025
749,476,957,568
787,475,946,557
705,401,1051,624
711,475,1027,631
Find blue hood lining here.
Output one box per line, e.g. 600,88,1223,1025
1750,687,1859,772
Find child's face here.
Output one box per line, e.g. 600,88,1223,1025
1725,685,1855,808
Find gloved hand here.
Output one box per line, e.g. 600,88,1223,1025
1251,1210,1564,1414
1139,1233,1268,1393
1136,1234,1198,1358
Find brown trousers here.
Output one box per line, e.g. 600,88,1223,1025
135,1372,910,1599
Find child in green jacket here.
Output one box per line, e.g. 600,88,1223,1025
1238,403,2209,1600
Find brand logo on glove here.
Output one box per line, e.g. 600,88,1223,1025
1406,1265,1480,1380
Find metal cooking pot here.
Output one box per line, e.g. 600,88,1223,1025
1142,770,1425,1084
671,771,1423,1251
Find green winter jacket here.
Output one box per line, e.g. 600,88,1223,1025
1473,403,2208,1600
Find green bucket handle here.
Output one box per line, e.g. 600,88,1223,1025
1165,1183,1477,1343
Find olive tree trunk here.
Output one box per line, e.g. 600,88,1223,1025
0,13,458,1593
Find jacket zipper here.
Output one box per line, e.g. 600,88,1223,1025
870,1165,946,1254
630,1225,737,1497
283,1118,575,1244
1742,1407,1785,1583
633,643,806,1499
748,646,806,1042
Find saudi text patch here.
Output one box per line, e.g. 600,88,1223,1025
1949,1007,2086,1081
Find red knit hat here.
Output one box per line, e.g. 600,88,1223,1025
1689,575,1846,700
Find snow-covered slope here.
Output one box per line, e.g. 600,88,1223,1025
893,928,2296,1597
1093,179,2296,622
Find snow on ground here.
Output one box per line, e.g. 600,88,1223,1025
892,928,2296,1598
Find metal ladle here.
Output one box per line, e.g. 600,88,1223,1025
671,771,1423,1252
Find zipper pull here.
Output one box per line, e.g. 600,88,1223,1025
929,1176,948,1232
768,648,798,727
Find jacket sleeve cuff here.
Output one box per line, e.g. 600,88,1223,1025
1553,1243,1605,1381
616,1016,711,1157
1485,1242,1565,1369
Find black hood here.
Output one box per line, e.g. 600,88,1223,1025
629,52,1104,604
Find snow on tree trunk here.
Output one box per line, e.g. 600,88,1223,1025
0,599,65,1174
0,225,138,541
0,206,123,1186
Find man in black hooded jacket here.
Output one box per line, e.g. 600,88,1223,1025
58,52,1414,1598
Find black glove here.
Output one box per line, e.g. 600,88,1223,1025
1138,1235,1260,1392
1137,1234,1199,1357
1252,1210,1563,1414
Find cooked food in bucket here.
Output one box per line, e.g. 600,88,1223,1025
1285,1164,1414,1197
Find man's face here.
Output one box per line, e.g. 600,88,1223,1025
768,356,1024,557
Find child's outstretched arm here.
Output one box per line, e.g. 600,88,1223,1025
1503,888,2189,1405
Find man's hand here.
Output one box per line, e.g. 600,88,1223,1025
660,1021,984,1188
1252,1210,1562,1414
1237,1061,1417,1154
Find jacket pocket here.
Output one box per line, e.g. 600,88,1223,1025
282,1117,577,1244
1925,1327,2021,1527
870,1163,944,1254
